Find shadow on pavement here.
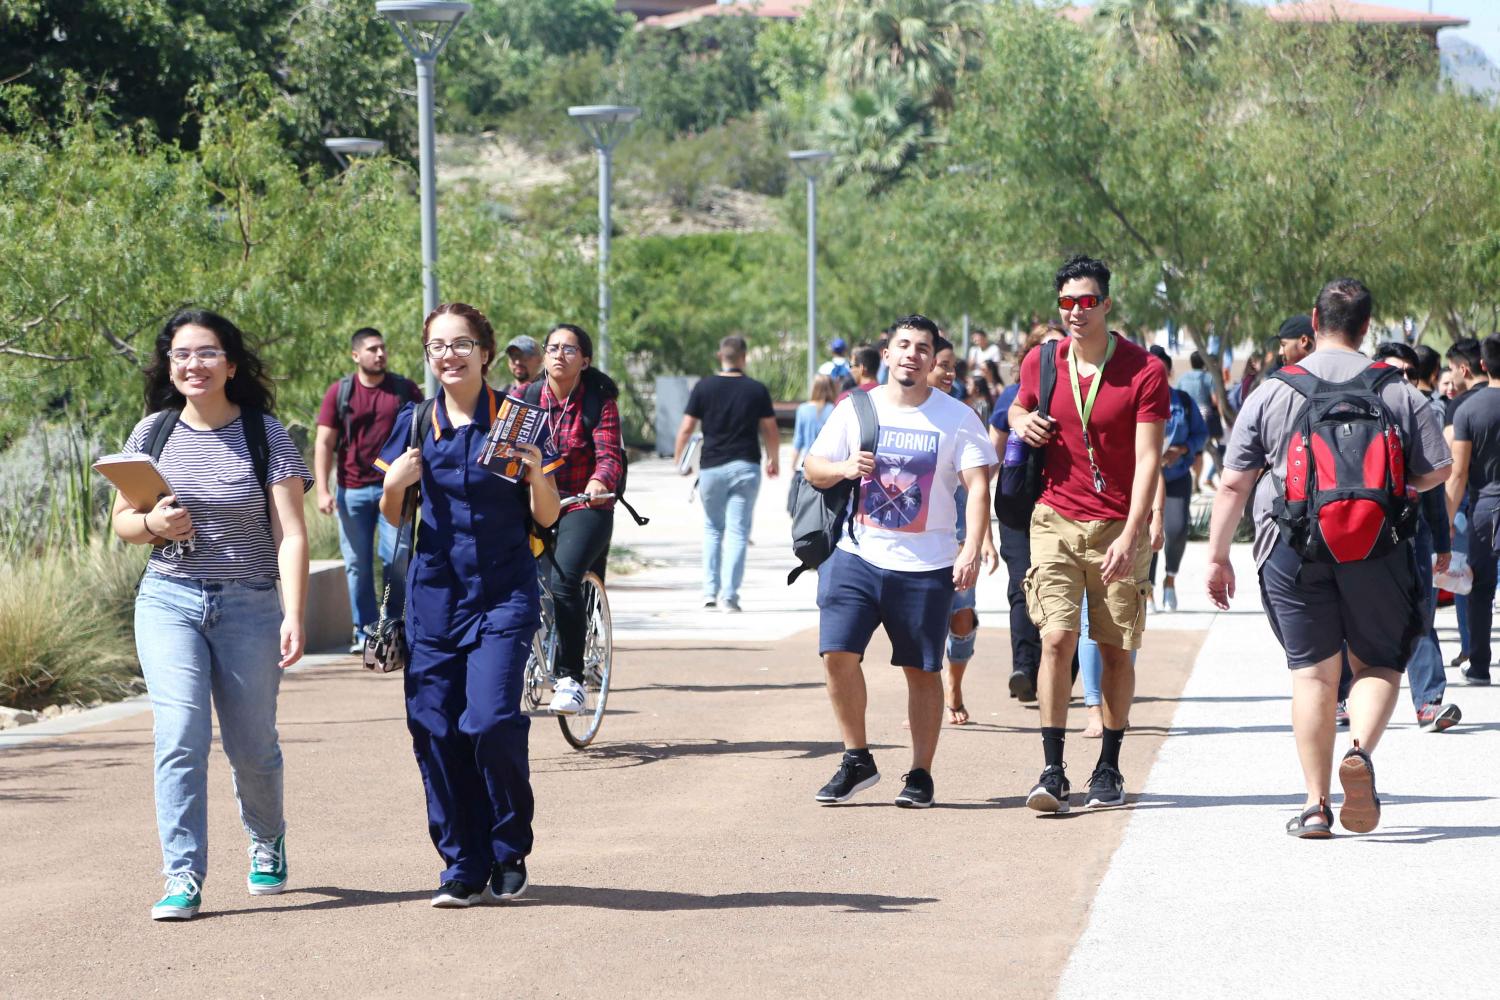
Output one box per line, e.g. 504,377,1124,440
1132,790,1494,809
613,681,825,695
1360,825,1500,844
204,886,432,917
533,739,899,772
535,885,938,913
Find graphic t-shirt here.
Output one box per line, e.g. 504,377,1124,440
1014,334,1171,522
808,387,996,572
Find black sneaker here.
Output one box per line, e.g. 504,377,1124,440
1461,667,1492,687
894,768,935,809
431,879,485,908
1009,669,1037,702
488,859,528,902
815,752,880,804
1085,764,1126,808
1026,764,1071,814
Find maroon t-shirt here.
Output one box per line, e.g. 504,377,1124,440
316,375,423,488
1015,334,1170,522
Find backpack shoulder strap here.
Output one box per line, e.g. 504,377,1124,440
1268,364,1323,399
522,379,545,407
241,408,273,525
334,374,355,444
1361,362,1405,394
1037,340,1060,419
396,376,416,405
850,388,878,453
145,408,181,461
409,398,436,451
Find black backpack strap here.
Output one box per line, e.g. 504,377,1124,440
241,408,273,525
1037,340,1059,420
396,375,416,406
1267,364,1323,399
522,379,545,407
145,408,181,462
334,374,354,447
846,389,879,543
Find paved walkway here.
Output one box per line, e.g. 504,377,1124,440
2,455,1496,998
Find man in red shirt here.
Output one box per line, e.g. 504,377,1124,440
314,328,423,653
1010,256,1170,812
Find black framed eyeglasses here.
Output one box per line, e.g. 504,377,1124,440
425,338,477,359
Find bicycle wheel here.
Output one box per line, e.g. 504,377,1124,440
559,571,612,749
523,572,557,712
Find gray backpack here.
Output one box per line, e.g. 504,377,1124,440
787,390,878,584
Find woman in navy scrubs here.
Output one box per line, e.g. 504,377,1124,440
377,302,560,907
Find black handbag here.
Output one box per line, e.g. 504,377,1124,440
362,484,416,673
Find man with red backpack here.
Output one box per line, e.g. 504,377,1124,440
1205,279,1451,839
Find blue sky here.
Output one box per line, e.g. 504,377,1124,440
1243,1,1500,64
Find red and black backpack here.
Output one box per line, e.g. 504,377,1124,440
1269,362,1418,564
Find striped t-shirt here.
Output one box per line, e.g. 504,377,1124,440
122,410,312,581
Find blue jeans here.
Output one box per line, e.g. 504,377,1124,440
1408,522,1447,707
1453,509,1472,658
338,484,409,633
698,460,761,604
1079,592,1136,708
135,572,286,878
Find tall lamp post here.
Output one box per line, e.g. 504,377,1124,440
789,150,832,395
568,105,640,375
377,1,470,396
323,137,386,170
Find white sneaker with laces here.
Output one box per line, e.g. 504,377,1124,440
549,677,586,716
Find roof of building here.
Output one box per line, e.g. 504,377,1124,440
1060,2,1467,30
638,0,813,30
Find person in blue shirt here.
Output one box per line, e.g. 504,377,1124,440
787,374,838,515
1147,345,1209,611
377,302,560,909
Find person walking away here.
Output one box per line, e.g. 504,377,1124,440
377,302,560,906
1147,345,1209,612
519,324,627,717
1205,279,1450,838
989,323,1066,702
500,334,544,395
1009,255,1170,813
314,327,422,653
819,337,854,390
1445,333,1500,689
111,309,311,920
804,315,996,807
929,336,1000,724
673,336,779,612
789,374,838,516
1177,351,1220,491
1444,337,1484,667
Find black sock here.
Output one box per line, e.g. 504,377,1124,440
1099,727,1126,770
845,747,873,763
1042,727,1065,768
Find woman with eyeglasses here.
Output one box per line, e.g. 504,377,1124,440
377,303,559,908
110,309,311,921
514,324,627,717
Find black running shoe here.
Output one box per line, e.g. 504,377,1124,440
488,859,528,902
815,752,880,804
1461,667,1492,687
431,879,485,908
1085,764,1126,808
1026,764,1070,814
1009,669,1037,703
894,768,935,809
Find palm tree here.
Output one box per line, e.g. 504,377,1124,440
1094,0,1241,62
821,0,987,111
821,78,936,193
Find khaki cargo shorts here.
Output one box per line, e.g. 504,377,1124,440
1022,503,1153,651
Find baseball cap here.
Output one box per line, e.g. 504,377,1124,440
1277,314,1313,342
830,337,847,352
506,334,541,357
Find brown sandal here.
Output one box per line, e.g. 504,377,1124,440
1285,797,1334,839
1338,740,1381,833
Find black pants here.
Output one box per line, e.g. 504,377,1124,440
1467,496,1499,678
1150,475,1193,583
551,507,613,682
1000,524,1041,679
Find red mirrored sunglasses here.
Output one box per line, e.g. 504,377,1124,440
1058,294,1102,312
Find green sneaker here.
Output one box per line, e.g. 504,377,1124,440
247,834,288,895
151,872,202,921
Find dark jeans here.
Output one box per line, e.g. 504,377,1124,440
1150,474,1193,583
551,507,613,682
1466,497,1498,679
1000,524,1041,679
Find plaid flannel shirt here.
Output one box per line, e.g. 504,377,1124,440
524,380,624,508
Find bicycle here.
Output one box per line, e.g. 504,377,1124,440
522,493,614,749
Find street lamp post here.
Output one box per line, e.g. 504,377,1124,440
377,1,470,396
323,137,386,170
568,105,640,375
789,150,833,396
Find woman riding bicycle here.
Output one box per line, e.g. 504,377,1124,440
516,323,626,717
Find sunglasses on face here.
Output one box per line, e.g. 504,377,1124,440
1058,294,1102,312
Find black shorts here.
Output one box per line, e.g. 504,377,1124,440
1258,537,1423,671
816,547,954,672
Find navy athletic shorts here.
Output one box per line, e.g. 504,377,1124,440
816,546,955,672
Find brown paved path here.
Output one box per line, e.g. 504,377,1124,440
0,626,1202,999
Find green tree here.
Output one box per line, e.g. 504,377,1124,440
1092,0,1241,62
821,0,986,110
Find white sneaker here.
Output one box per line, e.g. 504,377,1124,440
1162,585,1178,612
549,677,586,716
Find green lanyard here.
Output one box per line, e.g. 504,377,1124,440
1067,334,1117,493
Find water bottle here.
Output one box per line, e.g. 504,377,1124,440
1003,433,1027,467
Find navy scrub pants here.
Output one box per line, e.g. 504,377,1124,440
405,622,534,887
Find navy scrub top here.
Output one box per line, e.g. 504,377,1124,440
375,386,555,646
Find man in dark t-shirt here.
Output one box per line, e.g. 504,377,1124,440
1447,334,1500,687
672,336,779,612
314,327,423,652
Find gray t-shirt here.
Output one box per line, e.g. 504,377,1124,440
1222,347,1451,566
1452,386,1500,503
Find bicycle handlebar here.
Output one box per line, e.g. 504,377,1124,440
560,492,615,509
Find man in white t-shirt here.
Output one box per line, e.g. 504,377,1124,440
967,328,1002,382
803,314,998,809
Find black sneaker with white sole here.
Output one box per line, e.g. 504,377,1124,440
488,859,528,902
431,879,485,908
1085,764,1126,808
894,768,935,808
1026,764,1071,814
815,752,880,804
